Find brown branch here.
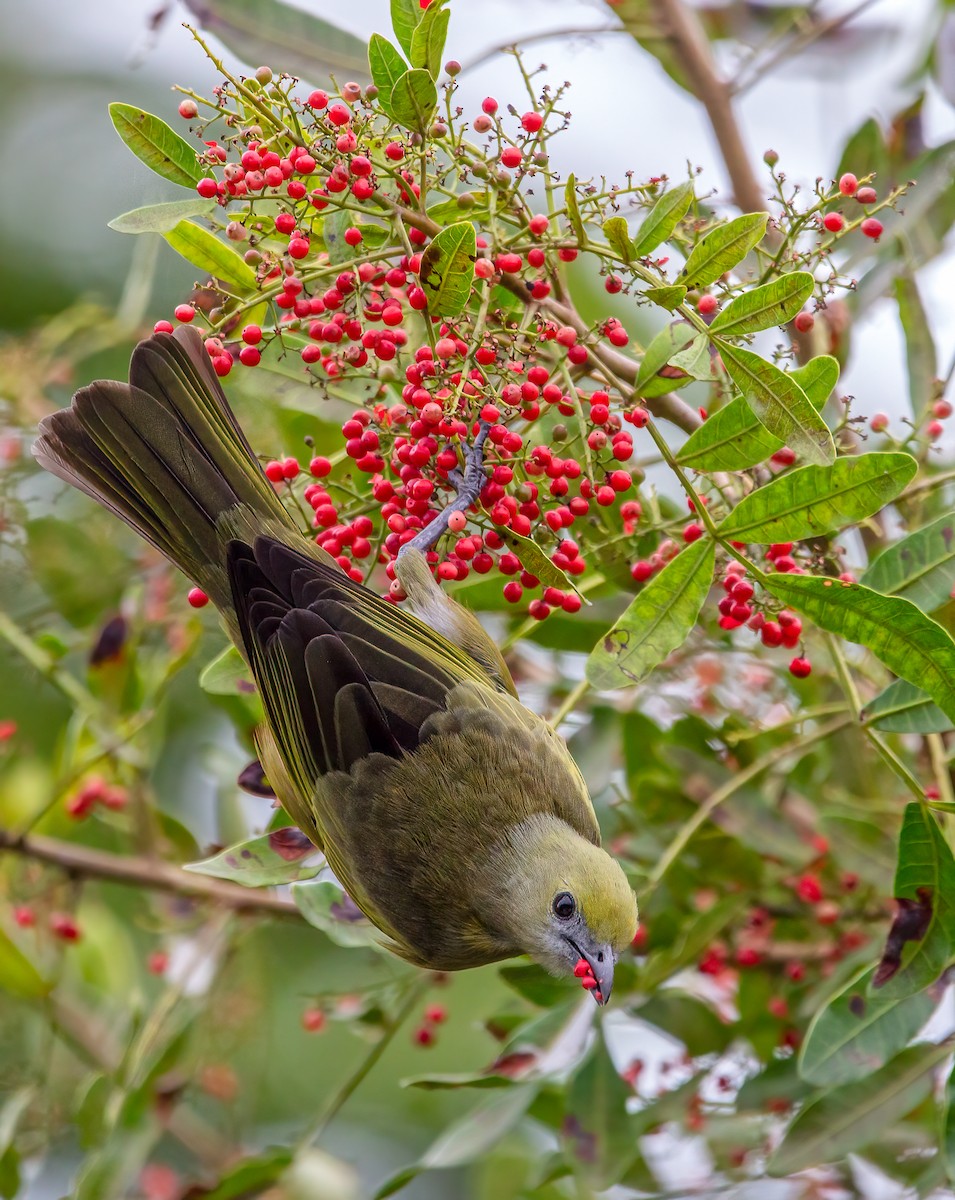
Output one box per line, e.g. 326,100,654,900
648,0,767,219
0,829,301,917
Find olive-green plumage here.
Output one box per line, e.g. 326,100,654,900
35,328,637,999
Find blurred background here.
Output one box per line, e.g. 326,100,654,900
3,2,955,1198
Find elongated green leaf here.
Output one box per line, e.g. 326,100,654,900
108,198,216,234
390,0,421,59
602,216,632,263
863,677,954,733
718,342,835,465
108,103,203,188
634,322,697,393
875,802,955,999
185,828,322,887
895,272,937,415
799,965,934,1087
419,221,476,317
764,574,955,724
0,929,49,1000
290,879,383,949
862,512,955,613
564,1031,634,1189
390,68,437,134
163,220,258,294
677,355,839,472
631,181,694,257
718,453,917,542
181,0,368,80
368,34,408,114
564,173,585,245
410,2,449,79
586,538,715,689
643,285,686,310
670,335,714,382
680,212,767,288
200,1147,294,1200
709,271,814,336
497,527,580,596
768,1042,950,1176
199,646,255,696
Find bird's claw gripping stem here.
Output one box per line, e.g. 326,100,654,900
397,422,491,559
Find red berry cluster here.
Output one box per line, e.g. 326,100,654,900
572,956,604,1003
66,775,128,819
412,1002,447,1047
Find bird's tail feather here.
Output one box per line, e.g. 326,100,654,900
34,327,295,607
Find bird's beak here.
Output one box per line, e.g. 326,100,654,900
584,944,615,1005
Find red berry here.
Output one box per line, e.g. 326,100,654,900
500,147,522,169
178,99,198,119
196,177,218,198
521,111,544,133
823,212,844,233
795,873,823,903
934,400,953,419
481,96,498,115
697,294,718,315
302,1008,326,1033
264,461,285,483
838,173,858,196
50,912,81,941
793,311,814,333
414,1026,436,1047
870,412,889,432
239,346,261,367
789,656,812,678
288,237,310,259
855,186,877,205
153,320,174,334
187,587,209,609
860,217,883,241
424,1003,447,1024
174,304,195,323
683,522,703,543
148,951,169,975
631,560,654,583
13,905,34,928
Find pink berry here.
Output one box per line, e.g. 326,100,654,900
178,99,198,119
794,311,814,333
823,212,844,233
855,186,877,205
860,217,883,241
838,173,858,196
870,412,889,432
697,294,718,315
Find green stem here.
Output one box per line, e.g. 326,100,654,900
0,610,98,716
297,973,429,1150
549,678,590,730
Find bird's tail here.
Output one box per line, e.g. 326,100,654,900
34,327,297,610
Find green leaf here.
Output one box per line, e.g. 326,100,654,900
181,0,368,80
864,677,954,734
402,1072,514,1091
368,34,408,114
563,1030,634,1189
602,216,632,263
680,212,767,288
564,174,585,245
199,1147,294,1200
895,271,937,415
763,574,955,725
322,208,352,266
586,538,715,690
290,879,383,949
375,1086,536,1199
108,103,203,188
184,828,322,887
709,271,814,336
943,1058,955,1184
875,802,955,1000
643,285,686,310
768,1042,951,1176
717,341,836,465
390,0,421,59
419,221,476,317
497,527,580,597
199,646,255,696
631,181,694,257
410,1,449,79
163,220,258,294
634,322,697,394
862,512,955,613
108,198,216,234
389,67,437,134
0,929,48,1000
677,355,838,472
799,965,935,1087
24,516,129,628
498,963,575,1007
717,453,917,542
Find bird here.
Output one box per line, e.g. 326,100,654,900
34,326,637,1002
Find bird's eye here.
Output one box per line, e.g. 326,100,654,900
552,892,576,920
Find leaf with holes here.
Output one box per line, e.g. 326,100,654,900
163,220,258,294
718,342,835,465
680,212,767,288
763,574,955,725
419,221,476,317
586,538,715,689
109,103,203,188
709,271,814,336
185,828,322,887
799,965,935,1087
631,181,694,257
718,453,916,542
862,512,955,613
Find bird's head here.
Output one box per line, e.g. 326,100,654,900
489,814,638,1004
